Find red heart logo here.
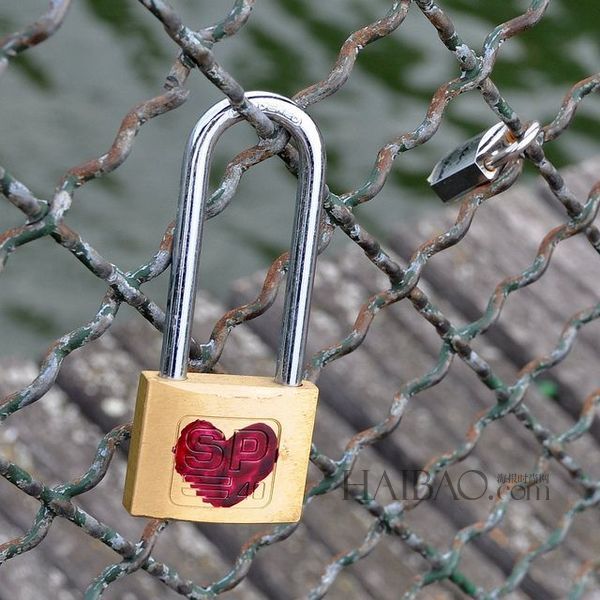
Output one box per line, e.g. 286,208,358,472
173,419,279,508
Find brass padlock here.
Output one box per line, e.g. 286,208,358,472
427,121,541,203
123,91,326,524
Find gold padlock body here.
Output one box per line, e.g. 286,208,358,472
123,372,318,523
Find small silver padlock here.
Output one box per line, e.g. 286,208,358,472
428,121,541,203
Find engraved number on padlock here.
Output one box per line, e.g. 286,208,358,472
123,91,326,524
428,121,541,203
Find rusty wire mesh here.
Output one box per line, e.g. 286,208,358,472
1,0,600,598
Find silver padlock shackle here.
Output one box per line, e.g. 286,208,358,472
159,91,326,386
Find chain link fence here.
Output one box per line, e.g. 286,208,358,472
1,0,600,597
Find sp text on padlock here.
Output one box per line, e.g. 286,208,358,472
173,418,279,508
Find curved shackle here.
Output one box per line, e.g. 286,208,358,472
159,91,326,386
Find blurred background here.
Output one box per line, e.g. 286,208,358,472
1,0,599,357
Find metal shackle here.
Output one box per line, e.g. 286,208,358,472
159,91,326,386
